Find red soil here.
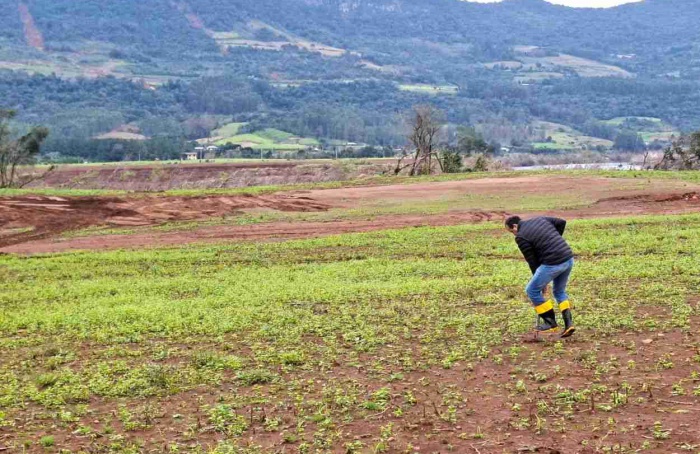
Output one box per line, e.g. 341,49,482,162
5,327,699,453
29,161,394,191
0,194,329,250
3,176,700,254
18,3,44,51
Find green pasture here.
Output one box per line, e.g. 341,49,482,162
398,84,459,95
211,127,320,150
603,117,664,127
1,212,699,451
211,122,247,138
531,122,613,151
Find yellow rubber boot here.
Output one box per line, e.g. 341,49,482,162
559,300,576,338
534,300,558,334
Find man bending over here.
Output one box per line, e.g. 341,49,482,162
505,216,576,338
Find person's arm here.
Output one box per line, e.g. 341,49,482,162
516,236,540,275
545,217,567,236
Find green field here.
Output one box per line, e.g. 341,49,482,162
531,121,613,151
488,49,633,82
641,131,679,142
211,122,247,139
602,117,680,145
2,211,700,452
0,216,700,452
603,117,664,127
398,84,459,95
4,171,700,451
515,72,565,83
214,127,320,150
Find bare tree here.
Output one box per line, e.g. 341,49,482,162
654,131,700,170
393,147,412,175
394,105,445,176
0,109,51,188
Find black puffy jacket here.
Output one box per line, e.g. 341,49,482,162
515,217,573,274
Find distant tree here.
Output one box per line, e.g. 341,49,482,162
184,76,263,115
655,131,700,170
581,121,617,141
0,109,51,188
183,116,219,140
614,131,646,151
692,131,700,156
395,105,444,176
441,151,463,173
442,126,496,172
254,28,281,42
473,154,490,172
455,126,495,155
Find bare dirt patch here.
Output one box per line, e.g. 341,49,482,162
4,176,700,254
300,176,698,207
0,194,329,249
28,161,395,191
18,2,44,51
593,191,700,215
1,210,509,254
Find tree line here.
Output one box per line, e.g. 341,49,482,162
3,70,700,162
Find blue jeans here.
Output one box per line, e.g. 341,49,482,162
526,258,574,306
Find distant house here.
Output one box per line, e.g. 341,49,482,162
181,146,206,161
203,145,220,159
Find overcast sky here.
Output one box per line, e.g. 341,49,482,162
466,0,643,7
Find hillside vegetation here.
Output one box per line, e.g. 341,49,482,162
1,0,700,160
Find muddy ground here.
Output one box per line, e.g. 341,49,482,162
4,324,699,453
3,175,700,453
2,176,700,254
0,194,330,250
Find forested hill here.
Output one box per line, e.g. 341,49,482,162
1,0,700,160
3,0,699,76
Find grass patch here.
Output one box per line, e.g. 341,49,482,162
211,122,247,138
214,127,318,149
603,116,664,127
532,121,613,151
398,84,459,95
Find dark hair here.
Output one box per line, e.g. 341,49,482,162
505,216,521,229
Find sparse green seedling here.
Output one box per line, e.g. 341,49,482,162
39,436,54,448
236,369,277,386
652,421,671,440
656,355,674,370
208,404,249,436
